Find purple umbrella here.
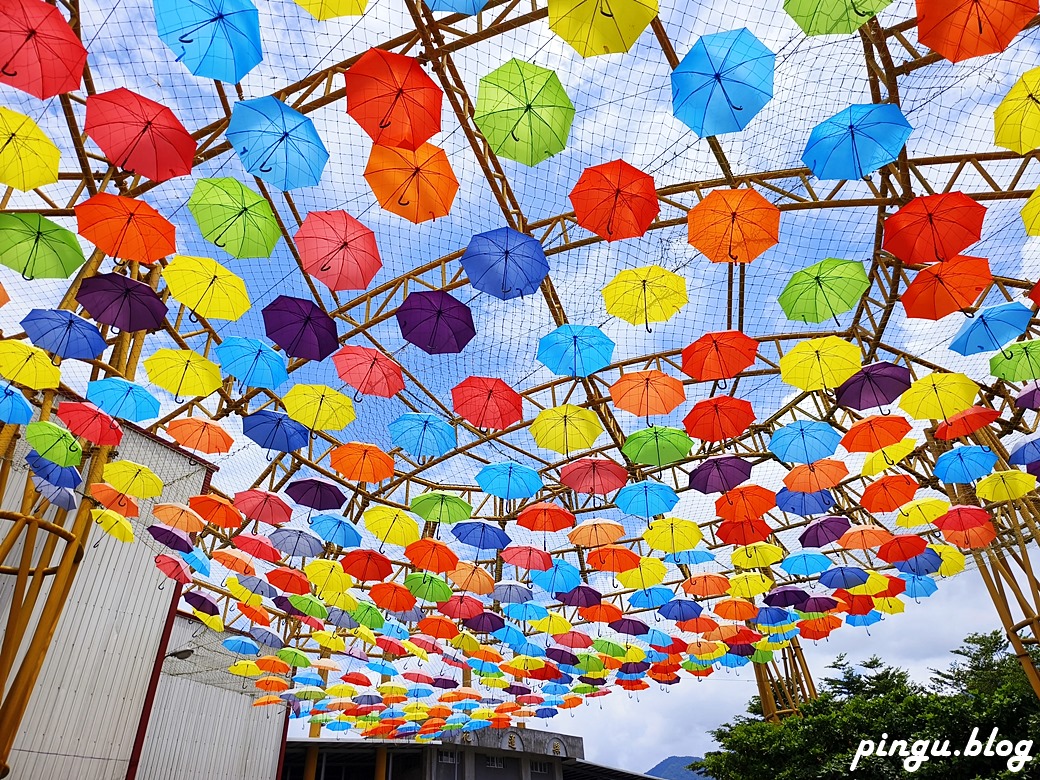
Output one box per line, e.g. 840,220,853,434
546,646,579,666
432,676,459,689
619,661,650,674
1029,460,1040,478
76,273,167,332
238,574,278,599
183,590,220,615
556,585,601,608
463,610,506,633
577,676,603,686
147,523,193,553
727,643,756,657
269,527,325,557
763,586,809,608
802,595,839,613
688,456,752,494
262,295,338,361
658,676,680,685
396,290,475,355
250,626,285,649
327,607,361,629
389,606,426,622
608,617,648,636
1017,381,1040,410
504,684,532,696
834,361,912,411
30,475,78,511
285,478,346,510
798,515,850,548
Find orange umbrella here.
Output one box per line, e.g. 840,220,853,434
783,459,848,492
404,538,459,573
712,597,757,621
678,616,720,633
152,502,205,532
687,188,779,264
74,192,175,263
585,545,641,573
579,602,624,623
364,142,458,224
212,549,255,575
517,502,576,532
609,370,685,417
716,517,772,546
935,406,1001,440
860,474,918,513
683,396,755,442
569,159,658,241
681,330,758,381
257,655,292,674
238,602,271,625
840,415,912,452
900,255,991,320
447,561,495,594
716,485,775,522
189,493,244,529
917,0,1036,63
0,281,8,307
681,572,730,598
89,483,139,517
838,523,894,549
268,566,310,594
330,442,394,482
166,418,233,454
255,676,290,693
370,582,418,612
417,615,459,639
567,519,624,548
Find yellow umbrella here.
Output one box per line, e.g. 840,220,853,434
229,660,262,677
350,625,377,645
873,596,904,616
898,372,977,421
529,613,572,634
313,630,347,652
846,571,888,596
227,575,263,607
103,460,164,498
450,630,480,654
283,384,356,431
1021,184,1040,235
728,572,772,598
689,641,726,661
91,508,134,543
482,677,510,690
362,506,420,546
294,0,366,19
779,336,861,391
861,438,917,477
621,644,647,663
930,543,966,577
976,470,1036,503
895,497,950,528
400,640,429,661
325,591,359,611
995,67,1040,154
642,517,703,552
530,404,603,454
163,255,250,321
730,542,783,569
548,0,658,57
144,348,223,401
0,107,59,191
602,265,687,330
615,556,667,589
195,609,224,632
305,559,354,593
0,340,60,390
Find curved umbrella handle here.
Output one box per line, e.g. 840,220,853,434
259,164,273,173
320,262,332,272
1,66,17,77
178,34,194,43
511,128,523,142
599,0,614,17
397,195,411,207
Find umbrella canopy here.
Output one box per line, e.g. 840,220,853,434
768,421,841,464
163,255,250,321
452,376,523,429
570,159,658,241
901,255,990,320
687,189,779,265
412,492,472,524
0,213,85,280
559,458,627,495
262,295,339,361
166,423,230,459
530,405,603,455
615,480,679,517
883,192,985,264
0,107,59,192
547,0,657,57
0,0,87,99
296,210,381,292
331,442,394,482
834,361,912,410
154,0,262,83
475,463,543,499
461,227,549,300
226,96,329,190
779,336,862,391
689,456,752,494
681,330,758,380
396,290,475,355
76,273,168,332
345,49,441,150
951,302,1032,356
622,426,693,467
683,396,755,441
214,337,287,390
242,410,309,452
286,478,347,511
26,421,81,467
935,407,1001,441
389,413,456,457
295,0,367,19
104,460,164,498
537,324,614,377
188,178,280,258
75,194,175,264
0,341,59,390
997,67,1040,154
899,373,978,420
919,0,1036,63
283,384,355,431
333,345,404,398
86,377,160,422
21,309,105,361
474,59,574,167
778,258,869,323
672,27,774,138
783,0,892,35
609,370,685,417
143,348,222,401
802,103,912,180
364,143,458,223
934,446,998,483
603,265,687,330
0,382,32,425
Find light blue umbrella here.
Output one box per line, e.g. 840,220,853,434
536,324,615,377
21,309,106,360
427,0,488,13
181,547,212,576
30,475,78,511
451,520,512,551
87,377,160,422
475,462,543,499
900,574,938,599
949,301,1033,356
154,0,262,83
214,336,287,389
803,103,912,180
775,487,835,516
226,97,329,191
933,445,997,483
311,513,362,548
629,586,674,609
461,227,549,301
493,624,527,646
768,420,841,464
366,660,398,677
672,27,774,138
845,611,882,628
615,480,679,517
0,382,32,425
222,636,260,655
779,551,832,577
530,560,581,593
389,412,456,458
463,720,492,732
503,602,548,622
664,549,715,565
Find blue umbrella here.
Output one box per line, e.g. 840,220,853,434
226,97,329,191
629,586,674,609
461,226,549,300
819,565,869,589
503,602,548,622
664,549,715,564
87,377,160,422
250,626,284,649
30,475,77,511
900,574,938,599
475,462,543,499
326,721,352,732
237,574,278,599
779,551,832,577
327,608,360,630
154,0,262,84
242,410,309,452
775,487,835,517
451,520,512,551
427,0,488,13
388,413,456,458
768,420,841,464
893,549,942,577
803,103,912,180
536,324,615,377
26,451,81,488
214,336,287,389
181,547,212,576
615,480,679,517
658,599,703,622
672,27,774,138
933,445,997,483
270,527,325,557
718,653,751,669
1010,435,1040,465
493,624,527,646
530,560,581,594
367,660,398,677
21,309,106,360
950,301,1033,356
753,607,793,627
845,611,882,628
311,513,362,548
222,636,259,655
492,580,533,603
0,382,32,425
381,620,409,640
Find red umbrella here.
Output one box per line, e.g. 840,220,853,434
558,458,628,494
900,255,991,320
681,330,758,381
716,517,772,546
516,502,576,533
716,485,776,522
371,582,418,612
268,566,310,594
877,534,927,563
860,474,918,513
154,553,191,584
935,406,1000,440
75,193,176,264
683,396,755,441
295,210,382,292
234,489,293,525
0,0,87,100
882,192,985,264
569,159,658,241
332,344,405,398
554,630,593,649
345,49,442,151
84,88,196,183
499,545,553,571
234,532,282,563
451,376,523,429
341,548,393,581
438,594,484,620
841,415,912,452
56,401,122,445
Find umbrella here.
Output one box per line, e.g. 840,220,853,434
461,227,549,300
474,59,574,166
683,396,755,441
834,361,911,410
396,290,475,354
242,410,309,452
548,0,657,57
785,459,848,492
26,450,80,488
570,159,658,241
412,491,472,524
799,515,850,547
76,273,168,332
615,480,678,517
1,0,87,98
537,324,614,377
0,341,59,390
1020,382,1040,411
226,96,329,190
643,517,703,553
295,0,366,19
283,384,355,431
991,341,1040,382
143,348,222,401
345,49,441,151
0,107,58,192
32,476,77,511
778,258,869,323
934,446,997,484
21,309,105,361
0,213,85,280
331,442,394,482
768,420,840,464
451,376,523,429
779,336,862,391
364,142,458,223
976,470,1037,502
997,67,1040,154
0,382,31,425
686,189,779,265
951,302,1032,356
802,103,912,180
154,0,262,83
475,463,543,499
602,265,687,331
163,255,250,322
389,413,456,457
671,27,774,138
452,521,511,551
559,458,627,495
270,527,326,557
901,255,990,320
75,194,175,264
342,549,393,581
775,488,834,517
167,418,234,455
333,345,404,398
85,88,195,183
93,509,134,543
681,330,758,380
312,514,363,548
427,0,487,13
188,178,280,258
530,405,603,454
919,0,1036,63
296,210,381,292
363,506,420,547
935,407,1001,441
86,377,160,422
689,456,752,494
236,490,292,525
26,421,81,467
609,370,685,417
262,295,338,361
621,426,693,467
104,460,163,498
717,485,775,522
783,0,892,35
899,373,977,420
214,337,287,390
883,192,985,264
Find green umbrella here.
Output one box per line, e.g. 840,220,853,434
289,593,329,619
404,571,454,602
681,660,710,672
0,213,86,280
276,647,312,667
783,0,892,36
410,491,472,524
749,648,774,664
309,712,338,723
187,178,280,259
474,59,574,167
575,653,605,672
350,601,386,630
991,340,1040,381
293,685,328,701
621,426,694,467
778,258,869,323
591,638,625,657
571,684,599,694
26,420,82,467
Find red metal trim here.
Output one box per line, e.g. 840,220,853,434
275,706,290,780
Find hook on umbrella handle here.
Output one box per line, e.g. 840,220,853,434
379,117,393,129
178,34,194,44
214,237,227,248
598,0,614,17
158,579,165,590
92,538,101,549
397,196,411,207
188,310,201,324
259,164,273,173
21,268,34,282
320,262,332,272
1,66,17,77
511,129,522,142
1001,347,1015,360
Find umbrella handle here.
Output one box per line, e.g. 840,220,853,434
1001,347,1015,359
157,579,165,590
963,309,975,319
320,262,332,272
511,129,522,142
352,388,364,403
1,65,16,77
188,310,201,324
598,0,614,17
397,195,411,207
260,164,273,173
178,34,194,44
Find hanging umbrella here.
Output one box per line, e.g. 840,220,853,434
783,0,892,35
609,370,685,417
951,301,1032,356
235,489,292,525
779,336,862,391
461,227,549,300
537,324,615,377
643,518,703,553
547,0,657,57
689,456,752,494
342,548,393,581
0,382,32,425
802,103,912,180
396,290,475,354
602,265,687,331
21,309,105,361
997,67,1040,154
312,514,363,548
559,458,627,495
768,420,840,464
861,438,917,476
883,192,985,264
242,410,309,452
32,476,77,511
0,341,59,390
296,210,381,292
717,485,776,522
93,509,134,543
214,337,287,390
784,459,848,492
389,412,456,457
775,488,834,517
451,376,523,429
621,426,693,467
270,527,326,558
834,361,912,410
778,258,869,323
166,418,233,454
363,506,420,547
333,345,404,398
294,0,367,19
615,480,679,517
452,521,511,552
0,107,59,192
226,96,329,190
104,460,164,498
0,213,85,280
364,142,458,223
935,406,1001,440
76,273,168,332
671,27,774,138
899,373,977,420
75,194,176,264
143,348,222,402
188,178,281,259
919,0,1036,63
86,377,160,422
991,341,1040,382
683,396,755,441
154,0,262,83
976,470,1037,502
26,420,81,467
262,295,339,361
427,0,487,13
798,515,849,547
475,463,543,499
530,405,603,455
681,330,758,380
163,255,250,322
345,48,441,150
26,450,80,488
687,189,779,265
331,442,394,482
934,446,998,483
283,384,355,431
570,159,658,241
0,0,87,99
474,59,574,166
901,255,990,320
411,492,472,525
